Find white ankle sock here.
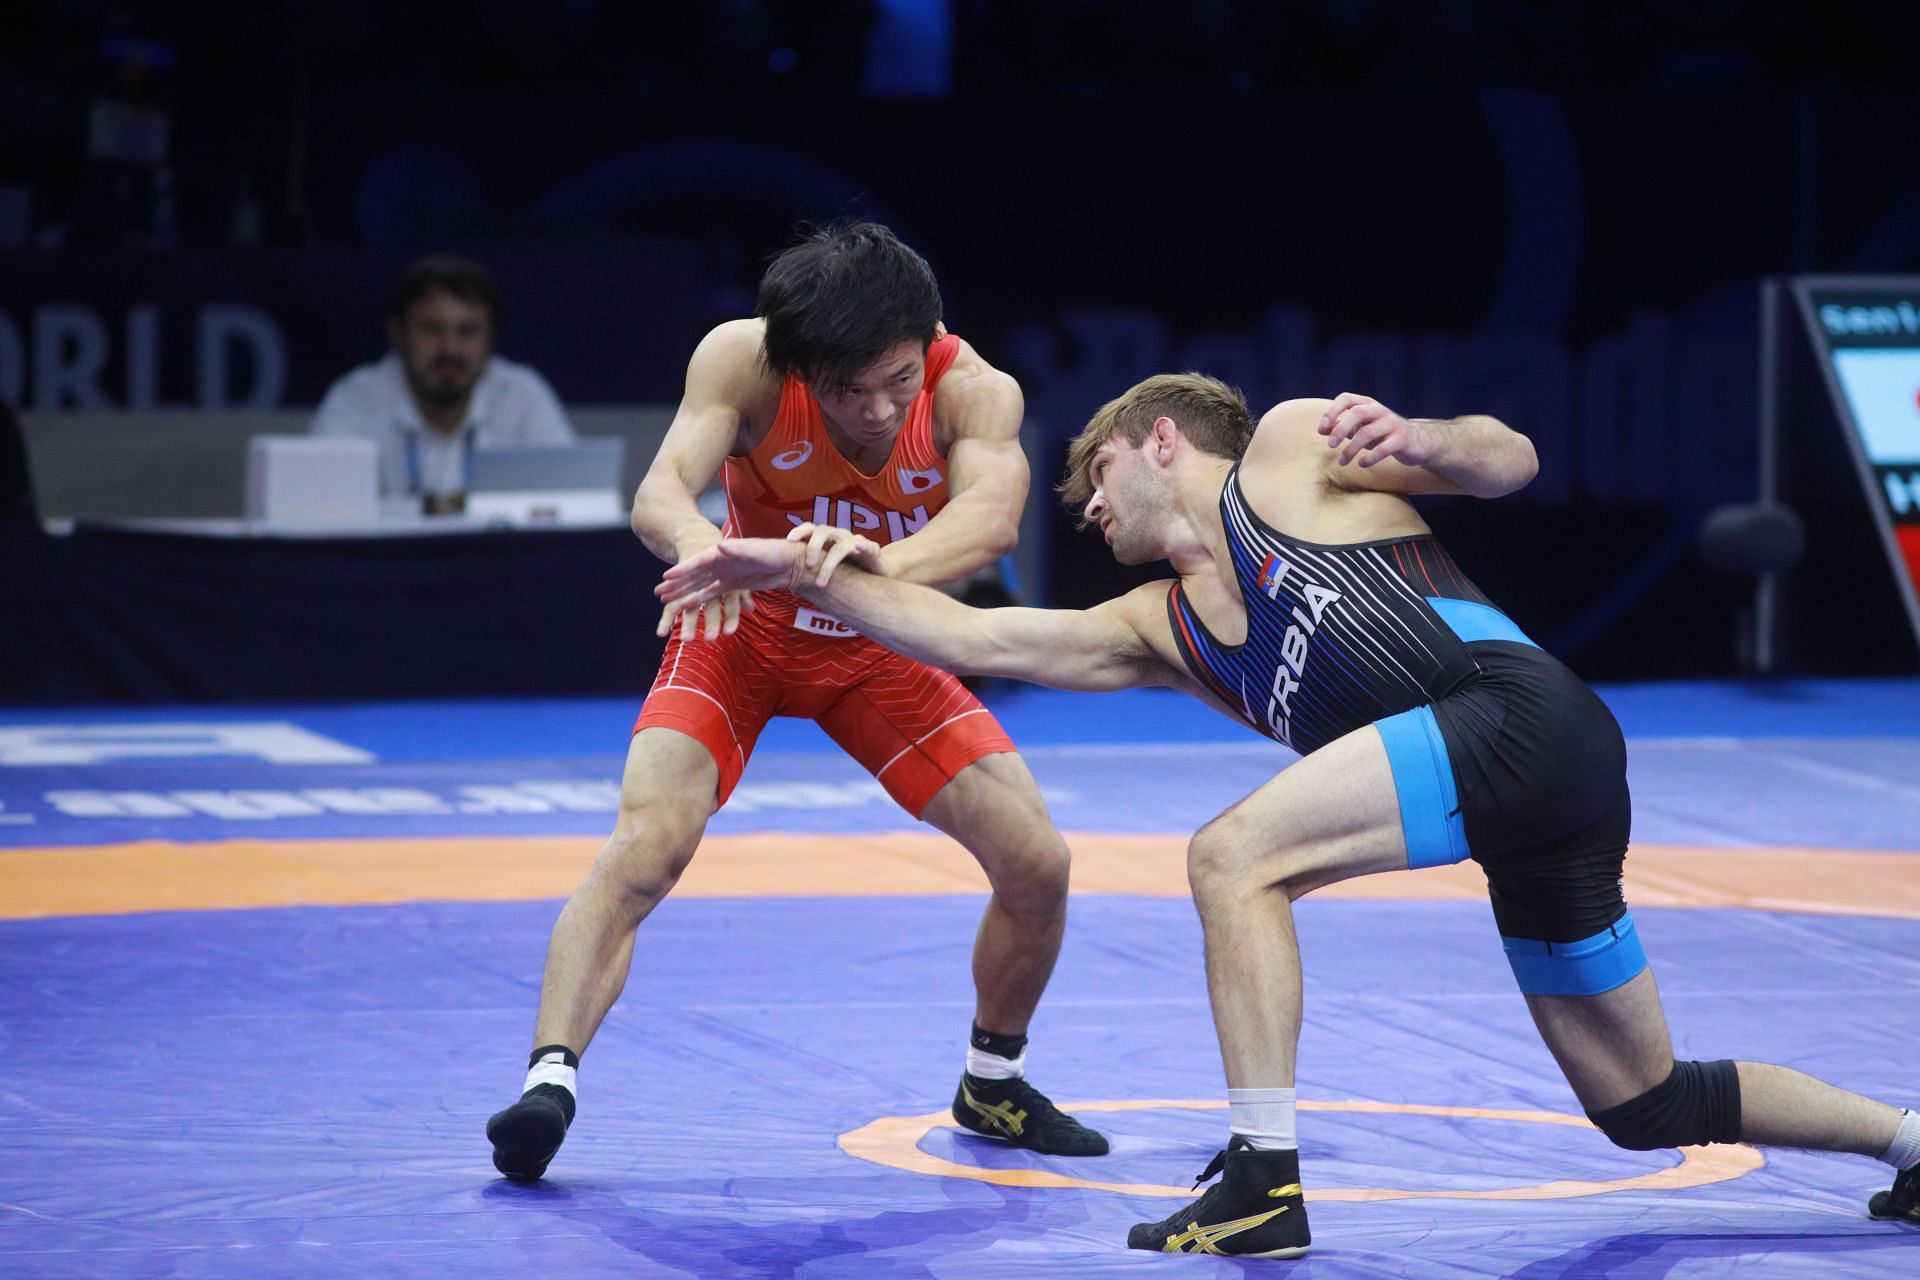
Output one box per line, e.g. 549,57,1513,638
524,1049,577,1100
1883,1108,1920,1170
1228,1087,1297,1151
965,1045,1026,1081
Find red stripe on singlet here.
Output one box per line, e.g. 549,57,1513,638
1411,541,1440,594
1168,586,1239,708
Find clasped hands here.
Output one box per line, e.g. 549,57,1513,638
654,523,885,641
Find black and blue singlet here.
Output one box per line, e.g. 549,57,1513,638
1166,466,1645,997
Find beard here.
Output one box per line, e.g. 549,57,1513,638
1105,460,1175,560
409,359,478,409
417,379,470,409
1105,468,1172,565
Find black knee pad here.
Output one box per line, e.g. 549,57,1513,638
1585,1059,1742,1150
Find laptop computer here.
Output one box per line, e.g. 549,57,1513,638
465,438,628,525
468,438,626,493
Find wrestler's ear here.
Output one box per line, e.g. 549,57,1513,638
1149,416,1179,463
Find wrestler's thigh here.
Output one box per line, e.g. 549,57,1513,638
920,749,1060,868
1196,723,1410,898
1524,970,1676,1109
577,728,725,902
617,727,722,822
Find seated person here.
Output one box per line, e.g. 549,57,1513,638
310,255,574,513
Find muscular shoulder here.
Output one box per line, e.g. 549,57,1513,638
1235,397,1339,496
1217,398,1341,538
1239,396,1428,540
1244,398,1332,462
932,339,1023,446
688,318,781,426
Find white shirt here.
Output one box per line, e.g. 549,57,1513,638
308,352,575,497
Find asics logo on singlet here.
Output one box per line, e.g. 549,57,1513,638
1263,569,1343,749
787,495,932,542
771,442,814,470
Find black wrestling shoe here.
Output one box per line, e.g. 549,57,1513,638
486,1083,574,1180
951,1074,1110,1156
1868,1164,1920,1224
1127,1136,1310,1258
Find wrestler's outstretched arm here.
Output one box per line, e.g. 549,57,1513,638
658,529,1170,693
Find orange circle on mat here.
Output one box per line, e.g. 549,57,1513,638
837,1098,1764,1201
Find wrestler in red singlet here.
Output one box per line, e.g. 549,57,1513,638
635,332,1013,814
488,223,1105,1186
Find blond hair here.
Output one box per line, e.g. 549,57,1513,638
1058,373,1254,508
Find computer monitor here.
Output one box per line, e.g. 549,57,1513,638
1792,277,1920,648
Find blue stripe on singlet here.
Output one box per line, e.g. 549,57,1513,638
1376,704,1470,869
1425,596,1539,648
1501,913,1649,996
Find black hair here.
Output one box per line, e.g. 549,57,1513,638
756,221,942,389
386,255,502,327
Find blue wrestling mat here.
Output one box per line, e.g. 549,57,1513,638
3,680,1918,1278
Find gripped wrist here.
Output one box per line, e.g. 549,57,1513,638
672,528,721,564
786,547,814,595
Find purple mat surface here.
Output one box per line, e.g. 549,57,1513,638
3,682,1918,1277
4,897,1916,1278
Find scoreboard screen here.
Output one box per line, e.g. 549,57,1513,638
1793,278,1920,647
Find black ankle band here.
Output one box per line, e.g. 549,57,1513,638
970,1022,1028,1060
528,1043,579,1070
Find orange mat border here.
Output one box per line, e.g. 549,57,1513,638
838,1098,1765,1200
3,833,1917,921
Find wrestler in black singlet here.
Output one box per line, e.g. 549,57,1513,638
1166,466,1643,995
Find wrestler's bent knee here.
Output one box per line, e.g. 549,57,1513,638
590,808,704,908
987,832,1071,914
1585,1059,1742,1150
1186,817,1263,904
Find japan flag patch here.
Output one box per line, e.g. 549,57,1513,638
897,467,943,494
